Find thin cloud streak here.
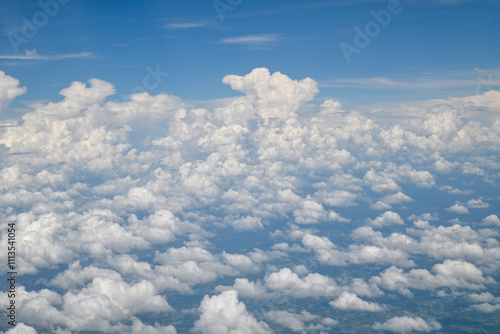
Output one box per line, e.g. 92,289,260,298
321,70,500,90
164,22,210,29
217,34,281,45
0,50,94,60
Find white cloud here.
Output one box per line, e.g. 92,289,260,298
446,203,470,214
264,310,308,332
129,318,177,334
293,199,329,224
2,276,173,333
468,292,495,303
216,278,268,299
482,214,500,226
230,216,264,231
466,198,489,209
320,100,344,114
370,260,494,296
471,302,500,313
223,252,259,273
222,68,318,120
373,316,442,332
193,290,271,334
368,211,404,228
264,310,332,332
1,68,500,332
1,323,38,334
265,268,338,298
330,292,384,312
103,93,184,124
0,71,26,109
302,232,414,267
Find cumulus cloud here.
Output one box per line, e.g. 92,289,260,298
222,68,318,120
482,214,500,226
368,211,404,228
446,203,470,214
265,268,338,298
330,292,384,312
466,198,489,209
302,232,414,267
373,316,442,332
319,100,344,114
1,69,500,332
264,310,336,332
370,260,494,296
1,323,38,334
193,290,271,334
0,71,26,109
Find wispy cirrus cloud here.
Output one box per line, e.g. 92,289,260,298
0,50,93,60
321,69,500,90
164,22,210,30
217,34,281,45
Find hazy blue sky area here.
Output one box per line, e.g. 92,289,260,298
0,0,500,333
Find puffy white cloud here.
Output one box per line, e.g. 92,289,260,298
302,234,346,266
319,100,344,114
315,189,359,208
1,323,37,334
0,72,25,112
302,232,414,267
468,292,495,303
223,252,259,273
265,268,338,298
293,199,329,224
103,92,184,124
129,318,177,334
222,68,318,120
368,211,404,228
264,310,334,332
466,198,489,209
330,292,384,312
265,310,308,332
216,278,268,299
471,302,500,313
364,169,401,193
371,191,413,210
349,278,384,298
446,203,470,214
370,260,494,296
1,69,500,333
127,210,182,244
230,216,264,231
1,275,173,334
373,316,441,332
193,290,271,334
482,214,500,226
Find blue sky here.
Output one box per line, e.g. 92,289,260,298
1,0,500,109
1,1,500,333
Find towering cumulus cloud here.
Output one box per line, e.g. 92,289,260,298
0,68,499,333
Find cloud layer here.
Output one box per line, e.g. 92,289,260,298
0,68,499,333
